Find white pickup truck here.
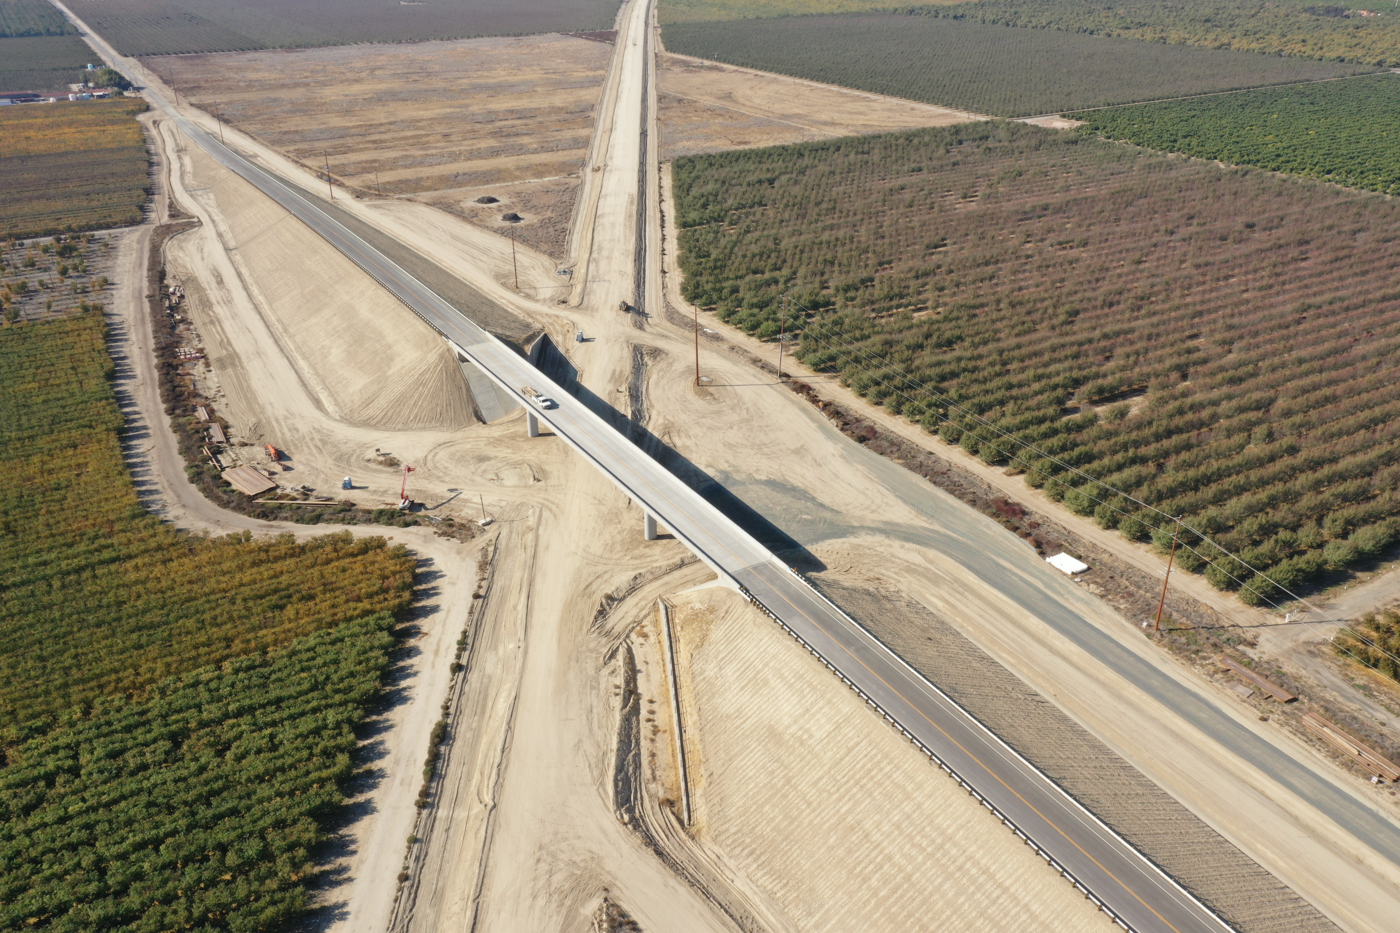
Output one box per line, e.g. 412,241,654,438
520,385,557,410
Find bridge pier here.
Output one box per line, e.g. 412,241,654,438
526,411,539,437
644,512,658,540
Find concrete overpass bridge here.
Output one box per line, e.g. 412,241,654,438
65,0,1240,927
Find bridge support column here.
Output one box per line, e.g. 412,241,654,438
526,411,539,437
644,512,658,541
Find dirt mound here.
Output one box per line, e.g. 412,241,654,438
186,143,476,431
672,589,1109,931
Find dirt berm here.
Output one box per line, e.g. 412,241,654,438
816,579,1337,933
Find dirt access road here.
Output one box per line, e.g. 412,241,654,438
61,0,1400,928
97,105,492,933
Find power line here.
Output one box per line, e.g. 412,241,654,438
780,298,1400,669
798,314,1400,666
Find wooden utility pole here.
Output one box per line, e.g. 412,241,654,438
693,303,700,386
510,231,518,290
324,151,333,200
1154,517,1182,632
776,294,788,379
212,107,224,144
375,169,382,198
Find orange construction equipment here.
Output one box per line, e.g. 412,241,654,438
399,464,416,509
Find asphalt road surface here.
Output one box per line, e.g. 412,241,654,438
72,6,1232,929
156,115,1230,933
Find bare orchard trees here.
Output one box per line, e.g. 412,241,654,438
673,122,1400,604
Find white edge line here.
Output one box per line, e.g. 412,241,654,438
781,565,1236,933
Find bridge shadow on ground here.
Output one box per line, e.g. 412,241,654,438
533,336,823,571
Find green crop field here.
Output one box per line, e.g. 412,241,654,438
0,0,75,37
0,99,150,238
0,615,397,931
75,0,622,56
662,14,1374,117
909,0,1400,67
673,122,1400,606
661,0,930,24
0,313,417,927
1083,74,1400,196
0,34,93,94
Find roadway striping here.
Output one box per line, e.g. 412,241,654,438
742,562,1200,932
153,91,1232,933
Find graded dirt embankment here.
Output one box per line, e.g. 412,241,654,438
175,141,476,433
658,51,985,158
158,34,612,259
667,588,1111,932
110,110,510,933
814,577,1336,933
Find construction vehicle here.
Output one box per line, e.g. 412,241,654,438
265,444,280,462
399,464,415,510
618,300,630,313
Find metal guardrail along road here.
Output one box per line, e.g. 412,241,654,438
108,44,1235,933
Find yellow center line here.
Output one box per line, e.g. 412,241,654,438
225,135,1196,933
749,563,1190,933
536,404,1192,932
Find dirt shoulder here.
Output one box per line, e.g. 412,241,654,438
651,157,1400,933
658,50,985,159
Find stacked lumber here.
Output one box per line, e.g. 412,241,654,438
1217,655,1297,702
1302,712,1400,782
221,465,277,497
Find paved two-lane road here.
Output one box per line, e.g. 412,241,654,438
164,110,1230,933
63,2,1232,926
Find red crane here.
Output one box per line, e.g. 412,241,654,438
400,465,415,509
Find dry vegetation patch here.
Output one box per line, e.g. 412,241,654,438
658,52,982,159
0,232,120,324
163,34,610,259
73,0,623,55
